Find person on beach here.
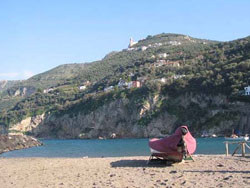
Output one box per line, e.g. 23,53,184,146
177,127,188,158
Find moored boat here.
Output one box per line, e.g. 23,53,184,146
224,136,249,141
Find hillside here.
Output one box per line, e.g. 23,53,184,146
0,33,216,109
1,33,250,138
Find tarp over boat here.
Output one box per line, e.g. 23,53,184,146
148,125,196,155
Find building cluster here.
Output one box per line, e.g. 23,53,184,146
125,37,185,52
103,73,187,93
153,60,180,68
126,35,209,53
104,80,142,93
169,41,181,46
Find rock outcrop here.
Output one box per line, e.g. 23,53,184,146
7,86,36,97
9,114,45,133
0,134,42,154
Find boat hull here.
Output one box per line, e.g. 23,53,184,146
224,137,249,141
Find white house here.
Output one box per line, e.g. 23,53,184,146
141,46,147,51
43,88,54,93
157,53,169,59
244,86,250,95
104,86,114,92
169,41,181,46
173,74,186,79
118,80,127,88
159,78,166,83
127,81,141,89
128,72,134,77
127,81,133,89
154,78,166,83
79,85,87,90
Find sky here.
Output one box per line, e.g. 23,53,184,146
0,0,250,80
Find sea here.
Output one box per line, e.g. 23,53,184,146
1,137,249,158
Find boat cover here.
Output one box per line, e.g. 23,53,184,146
149,125,196,155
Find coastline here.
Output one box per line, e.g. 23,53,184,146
0,155,249,188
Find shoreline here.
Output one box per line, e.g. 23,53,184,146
0,154,243,158
0,155,250,188
0,134,42,155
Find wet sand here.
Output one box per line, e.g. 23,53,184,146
0,155,250,188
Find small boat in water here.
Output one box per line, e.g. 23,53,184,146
224,136,249,141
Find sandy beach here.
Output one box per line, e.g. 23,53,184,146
0,155,250,188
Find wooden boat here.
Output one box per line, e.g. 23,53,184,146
148,126,196,163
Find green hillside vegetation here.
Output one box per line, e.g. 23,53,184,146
1,33,250,130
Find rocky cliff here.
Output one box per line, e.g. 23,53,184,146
0,80,22,93
7,86,36,97
0,134,42,154
10,93,250,139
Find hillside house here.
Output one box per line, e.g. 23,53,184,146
154,60,180,67
132,81,141,88
128,72,134,77
173,74,186,79
169,41,181,46
166,60,180,67
154,43,162,47
79,85,87,90
104,86,114,92
184,35,191,40
151,55,156,59
154,60,167,67
127,81,141,89
157,53,169,58
118,80,128,88
244,86,250,95
158,78,166,83
43,88,54,94
79,81,90,90
141,46,147,51
84,81,90,85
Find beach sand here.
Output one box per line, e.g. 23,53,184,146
0,155,250,188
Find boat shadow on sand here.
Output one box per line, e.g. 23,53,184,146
110,159,175,168
110,160,250,174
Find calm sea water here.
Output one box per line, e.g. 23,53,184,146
1,137,248,158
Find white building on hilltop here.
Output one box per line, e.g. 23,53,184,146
128,37,138,48
244,86,250,95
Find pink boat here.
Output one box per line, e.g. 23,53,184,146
148,125,196,162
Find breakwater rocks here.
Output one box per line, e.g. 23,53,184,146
0,134,42,154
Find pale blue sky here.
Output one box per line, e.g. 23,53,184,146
0,0,250,80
